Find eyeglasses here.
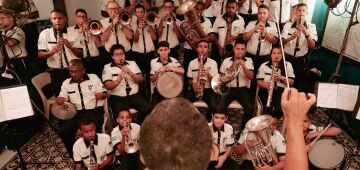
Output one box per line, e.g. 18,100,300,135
113,52,125,56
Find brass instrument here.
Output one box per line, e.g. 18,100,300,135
211,57,242,95
166,16,173,25
194,55,207,99
224,12,235,54
244,115,279,166
259,20,267,43
88,20,103,35
124,122,139,154
89,140,97,169
176,0,207,50
120,11,131,25
265,62,278,108
144,11,158,26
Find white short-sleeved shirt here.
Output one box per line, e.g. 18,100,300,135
101,0,126,12
58,74,106,110
100,18,132,52
213,14,246,48
245,20,278,56
184,16,214,50
150,57,181,75
187,57,218,89
282,21,318,57
238,0,259,15
102,61,142,96
256,61,295,88
263,0,298,23
220,57,254,88
1,27,28,59
209,123,235,153
38,27,82,68
70,26,100,58
110,123,140,155
156,16,180,48
209,0,228,18
73,134,113,168
238,129,286,160
131,17,155,53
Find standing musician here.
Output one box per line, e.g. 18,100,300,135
38,9,83,96
186,40,218,121
0,9,28,81
150,41,184,105
256,45,294,119
282,3,317,92
243,4,278,74
156,0,181,59
238,0,262,25
55,59,108,156
213,0,245,59
72,9,102,78
101,0,126,17
218,39,254,130
131,4,157,99
111,109,143,170
100,1,133,56
102,44,153,124
263,0,299,28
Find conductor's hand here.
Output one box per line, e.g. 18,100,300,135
281,88,316,124
55,97,65,105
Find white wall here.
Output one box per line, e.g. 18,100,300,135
64,0,103,26
32,0,54,20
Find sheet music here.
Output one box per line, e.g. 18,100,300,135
0,86,34,122
316,83,338,109
337,84,359,111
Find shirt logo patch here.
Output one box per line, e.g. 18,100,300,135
88,85,94,91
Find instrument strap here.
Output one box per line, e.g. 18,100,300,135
248,0,253,15
166,24,170,42
77,82,86,109
83,32,91,57
142,28,146,53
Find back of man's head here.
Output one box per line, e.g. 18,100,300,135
139,97,212,170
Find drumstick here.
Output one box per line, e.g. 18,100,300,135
309,123,332,146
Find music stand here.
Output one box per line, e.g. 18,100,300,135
0,85,55,169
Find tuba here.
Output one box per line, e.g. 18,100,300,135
244,115,279,166
176,0,207,50
211,58,242,95
124,122,139,154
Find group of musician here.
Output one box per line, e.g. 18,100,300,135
0,0,340,169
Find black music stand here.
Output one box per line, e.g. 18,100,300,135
0,85,55,169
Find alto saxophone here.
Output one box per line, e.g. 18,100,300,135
265,62,279,108
194,55,207,99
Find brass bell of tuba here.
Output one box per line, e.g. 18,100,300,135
176,0,207,50
244,115,279,166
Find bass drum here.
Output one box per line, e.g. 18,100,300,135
156,72,183,98
51,102,77,120
308,138,345,169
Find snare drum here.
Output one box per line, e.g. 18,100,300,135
156,72,183,98
51,102,77,120
308,138,345,169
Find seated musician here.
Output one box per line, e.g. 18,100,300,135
186,40,219,121
150,41,184,105
55,59,107,156
0,9,28,81
234,116,286,170
256,45,294,119
208,106,239,170
73,116,114,170
218,39,254,130
38,9,83,96
102,44,153,124
111,109,143,170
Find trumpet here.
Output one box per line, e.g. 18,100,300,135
144,11,158,26
258,20,267,43
165,16,173,25
123,122,139,154
88,20,103,35
120,11,131,25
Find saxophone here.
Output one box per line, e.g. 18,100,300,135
194,55,207,99
89,140,96,169
265,62,279,108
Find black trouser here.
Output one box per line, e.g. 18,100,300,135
219,87,254,130
183,49,197,94
170,45,180,60
59,107,104,157
132,51,155,100
207,153,240,170
286,54,307,92
108,94,153,125
186,88,218,121
258,87,284,119
151,88,165,106
23,22,39,62
239,13,258,26
82,57,103,78
48,68,69,96
240,160,255,170
248,54,270,106
6,57,28,83
114,151,144,170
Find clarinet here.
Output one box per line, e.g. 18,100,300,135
294,16,303,55
120,63,132,96
89,140,96,170
57,29,64,68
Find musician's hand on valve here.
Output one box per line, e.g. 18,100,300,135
237,59,245,67
55,97,65,105
273,72,281,79
265,81,272,90
121,125,130,136
215,155,227,169
138,19,146,29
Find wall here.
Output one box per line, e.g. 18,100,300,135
64,0,103,26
